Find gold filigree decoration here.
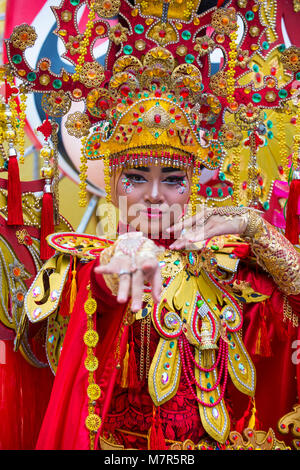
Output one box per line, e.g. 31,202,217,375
219,122,243,149
244,213,300,296
79,62,105,88
41,91,71,118
211,7,237,35
65,34,83,55
147,21,177,46
94,0,121,18
86,88,111,118
278,405,300,450
65,111,91,138
194,35,215,56
294,0,300,12
144,47,175,71
113,55,142,75
234,103,264,130
236,48,250,69
109,23,129,45
143,104,171,137
228,427,290,450
209,71,228,97
280,46,300,72
283,296,299,328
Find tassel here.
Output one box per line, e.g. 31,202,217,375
235,397,252,433
7,154,23,225
120,342,129,389
128,339,139,390
285,179,300,245
69,257,77,313
148,407,168,450
255,302,272,357
248,398,257,429
40,191,55,260
155,408,168,450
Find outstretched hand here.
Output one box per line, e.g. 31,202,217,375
167,208,249,250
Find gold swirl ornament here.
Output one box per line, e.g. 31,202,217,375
83,329,99,348
84,297,97,316
87,383,101,401
84,355,99,372
85,413,102,432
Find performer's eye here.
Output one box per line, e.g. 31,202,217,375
124,173,147,183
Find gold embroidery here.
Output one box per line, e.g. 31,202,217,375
283,295,299,327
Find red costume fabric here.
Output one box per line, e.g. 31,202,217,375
35,250,300,450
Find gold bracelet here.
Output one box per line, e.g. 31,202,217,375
243,210,262,239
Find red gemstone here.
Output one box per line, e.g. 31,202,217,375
267,436,272,443
133,112,139,118
180,88,189,99
270,67,276,75
99,99,109,110
139,106,145,113
155,90,162,97
114,30,122,38
120,86,130,96
291,117,297,124
55,97,62,104
246,111,253,117
137,126,142,133
202,42,208,50
24,235,33,246
278,165,284,174
169,108,175,114
154,114,161,124
159,30,166,38
208,151,214,158
175,114,181,120
237,54,244,62
93,142,100,150
72,41,80,49
255,73,261,83
242,181,247,190
169,128,175,135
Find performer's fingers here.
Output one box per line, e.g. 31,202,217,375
117,273,131,303
130,269,145,312
150,267,162,304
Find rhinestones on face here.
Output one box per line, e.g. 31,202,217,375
121,176,134,193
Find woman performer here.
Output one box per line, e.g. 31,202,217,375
32,158,300,450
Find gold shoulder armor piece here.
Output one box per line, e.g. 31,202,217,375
25,254,71,323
